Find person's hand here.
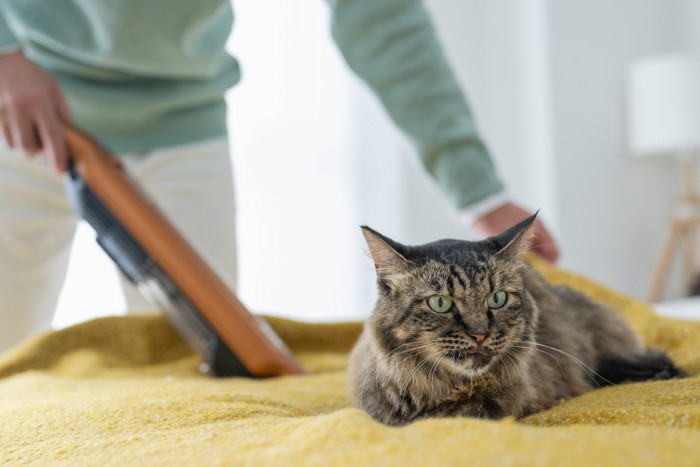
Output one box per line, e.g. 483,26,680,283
0,51,72,172
474,201,560,262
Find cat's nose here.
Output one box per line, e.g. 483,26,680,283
469,333,487,344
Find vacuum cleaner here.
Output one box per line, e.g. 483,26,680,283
62,125,303,377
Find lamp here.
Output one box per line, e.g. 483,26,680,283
626,53,700,302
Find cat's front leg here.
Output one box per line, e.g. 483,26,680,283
429,394,510,420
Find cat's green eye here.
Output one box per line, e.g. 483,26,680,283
427,295,453,313
487,291,508,309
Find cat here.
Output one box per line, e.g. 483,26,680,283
348,214,685,426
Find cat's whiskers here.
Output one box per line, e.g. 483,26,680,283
399,348,446,397
510,339,615,386
427,354,443,389
501,348,534,382
508,342,566,380
376,342,436,369
359,341,439,408
524,335,579,380
533,334,558,345
390,344,440,380
534,342,614,387
513,343,601,385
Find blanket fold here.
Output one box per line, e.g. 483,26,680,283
1,259,699,466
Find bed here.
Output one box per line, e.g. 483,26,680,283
1,259,699,465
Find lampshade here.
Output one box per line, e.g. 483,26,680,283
627,53,700,156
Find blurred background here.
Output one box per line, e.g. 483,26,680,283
54,0,699,327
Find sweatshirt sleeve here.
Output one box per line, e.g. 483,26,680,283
0,10,20,53
326,0,504,210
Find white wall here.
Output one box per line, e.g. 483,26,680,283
229,1,346,320
546,0,685,298
228,0,405,321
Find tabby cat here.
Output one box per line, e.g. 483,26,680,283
349,215,684,425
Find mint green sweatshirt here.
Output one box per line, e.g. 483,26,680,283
0,0,503,209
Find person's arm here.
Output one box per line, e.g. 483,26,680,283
327,0,501,208
326,0,558,261
0,13,71,172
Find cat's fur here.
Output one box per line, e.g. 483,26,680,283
348,215,685,426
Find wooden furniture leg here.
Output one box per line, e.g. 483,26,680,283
683,223,698,290
648,221,683,303
647,156,700,302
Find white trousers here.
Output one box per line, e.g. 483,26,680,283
0,139,237,352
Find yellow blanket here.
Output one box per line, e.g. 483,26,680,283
1,260,699,466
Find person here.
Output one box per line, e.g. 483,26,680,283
0,0,559,352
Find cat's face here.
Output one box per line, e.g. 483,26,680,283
363,216,539,379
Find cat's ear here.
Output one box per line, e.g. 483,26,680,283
492,213,538,259
361,226,412,278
